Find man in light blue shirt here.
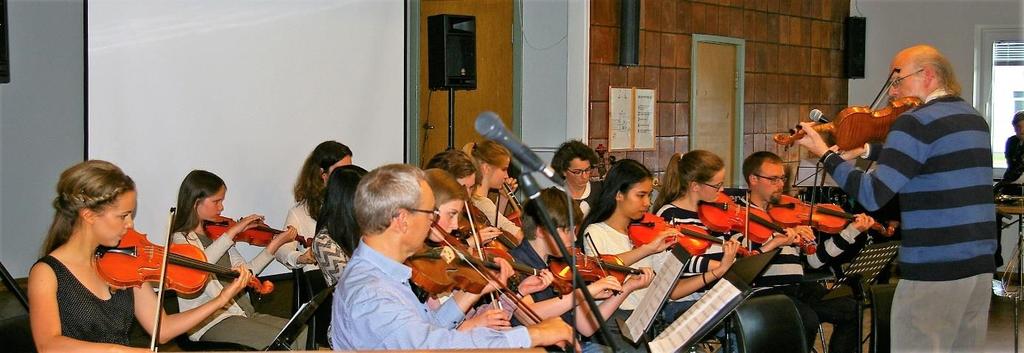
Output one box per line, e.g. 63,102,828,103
330,164,572,350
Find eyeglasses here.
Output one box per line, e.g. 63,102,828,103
753,174,787,185
891,68,924,88
567,167,595,175
406,208,439,222
701,181,725,190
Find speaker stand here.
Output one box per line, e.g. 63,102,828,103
447,87,456,150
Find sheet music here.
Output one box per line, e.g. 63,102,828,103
622,247,688,343
648,279,742,353
609,87,633,150
633,89,656,150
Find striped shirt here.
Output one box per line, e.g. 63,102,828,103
822,95,997,281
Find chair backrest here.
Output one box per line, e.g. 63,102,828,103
870,283,897,353
734,294,809,353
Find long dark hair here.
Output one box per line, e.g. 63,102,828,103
315,164,368,257
170,170,225,235
577,159,652,239
294,141,352,218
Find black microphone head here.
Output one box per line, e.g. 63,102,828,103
474,111,506,140
809,109,828,123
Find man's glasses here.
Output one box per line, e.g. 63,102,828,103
407,208,439,222
891,68,924,88
753,174,787,185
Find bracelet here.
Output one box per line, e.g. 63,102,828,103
819,150,837,165
701,272,708,286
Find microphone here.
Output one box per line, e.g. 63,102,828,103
809,109,830,123
475,111,563,185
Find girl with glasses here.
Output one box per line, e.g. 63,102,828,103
551,140,603,216
651,150,742,329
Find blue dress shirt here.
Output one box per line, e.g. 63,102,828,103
330,239,532,350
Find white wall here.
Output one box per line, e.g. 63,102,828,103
518,0,588,166
847,0,1023,107
0,0,85,278
87,0,405,275
848,0,1023,272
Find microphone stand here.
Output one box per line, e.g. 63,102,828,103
518,172,620,352
149,207,177,351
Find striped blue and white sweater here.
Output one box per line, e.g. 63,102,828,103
822,95,997,281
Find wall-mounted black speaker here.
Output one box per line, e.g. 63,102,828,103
0,0,10,83
619,0,640,66
844,16,866,79
428,14,476,91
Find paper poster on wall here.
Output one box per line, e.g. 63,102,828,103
608,87,657,151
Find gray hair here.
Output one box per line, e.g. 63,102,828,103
355,164,426,235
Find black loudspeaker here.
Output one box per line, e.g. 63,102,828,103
619,0,640,66
428,14,476,90
0,0,9,83
844,16,866,79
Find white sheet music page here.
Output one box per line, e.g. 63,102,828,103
622,248,686,343
648,279,741,353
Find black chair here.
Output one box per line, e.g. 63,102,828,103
734,294,810,353
869,283,897,353
162,291,256,351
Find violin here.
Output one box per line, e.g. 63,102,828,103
628,213,754,257
768,195,896,237
500,183,524,227
774,96,923,150
96,228,274,295
408,223,562,294
203,215,308,247
462,202,521,249
698,193,817,255
548,248,643,286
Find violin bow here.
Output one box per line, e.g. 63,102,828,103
148,207,177,352
435,224,544,325
463,202,502,310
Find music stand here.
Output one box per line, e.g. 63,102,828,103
0,260,28,311
264,285,334,351
997,194,1024,353
822,241,900,301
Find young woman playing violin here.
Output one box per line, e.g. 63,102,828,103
578,159,710,352
421,168,558,332
312,164,367,286
510,187,653,340
650,150,743,323
279,141,352,271
168,170,301,349
424,148,505,247
28,160,252,353
462,141,525,244
740,151,867,353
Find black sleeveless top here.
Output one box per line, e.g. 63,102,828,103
37,255,135,345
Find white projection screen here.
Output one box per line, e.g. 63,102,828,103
88,1,405,274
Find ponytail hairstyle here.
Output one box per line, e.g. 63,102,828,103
316,164,368,258
43,160,136,254
461,140,511,188
169,170,225,235
652,150,724,211
577,159,652,239
293,141,352,219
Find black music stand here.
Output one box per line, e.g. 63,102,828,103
0,260,28,310
264,285,334,351
822,241,900,300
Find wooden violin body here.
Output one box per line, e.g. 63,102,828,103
203,215,307,247
698,193,817,255
628,213,752,257
548,249,642,285
774,96,923,150
96,228,273,295
769,195,896,237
